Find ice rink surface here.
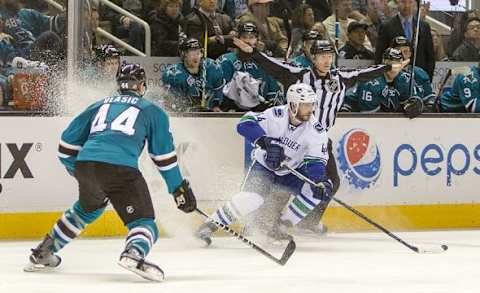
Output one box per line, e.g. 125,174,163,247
1,230,479,293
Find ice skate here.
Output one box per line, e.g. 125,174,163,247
267,219,294,243
118,248,164,282
24,234,62,272
294,222,328,237
195,220,218,247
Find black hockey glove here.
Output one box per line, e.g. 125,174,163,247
173,179,197,213
401,96,424,119
255,136,286,170
312,179,334,201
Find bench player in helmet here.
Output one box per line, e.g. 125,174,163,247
219,21,283,111
161,37,225,112
343,47,423,115
24,62,197,282
390,36,436,111
439,63,480,113
288,30,323,68
195,83,333,245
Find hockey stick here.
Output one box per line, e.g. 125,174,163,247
282,164,448,254
408,0,423,99
195,208,296,265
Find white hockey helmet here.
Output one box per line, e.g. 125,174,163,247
286,83,317,122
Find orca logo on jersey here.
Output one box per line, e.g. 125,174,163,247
336,129,381,190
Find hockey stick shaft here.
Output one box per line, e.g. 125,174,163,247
408,0,423,98
195,208,296,265
282,164,447,254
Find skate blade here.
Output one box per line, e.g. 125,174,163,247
23,262,56,273
118,257,164,282
195,235,212,247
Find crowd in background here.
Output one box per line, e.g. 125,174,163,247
0,0,479,114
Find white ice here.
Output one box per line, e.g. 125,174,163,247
1,230,478,293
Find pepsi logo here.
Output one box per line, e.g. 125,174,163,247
337,129,381,190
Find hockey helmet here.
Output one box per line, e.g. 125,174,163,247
390,36,411,48
302,30,322,41
238,21,258,37
94,44,121,63
310,39,335,55
383,47,403,62
286,83,317,122
116,61,146,93
179,38,202,53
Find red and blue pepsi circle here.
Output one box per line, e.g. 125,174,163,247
337,129,381,189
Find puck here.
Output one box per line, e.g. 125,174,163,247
441,245,448,251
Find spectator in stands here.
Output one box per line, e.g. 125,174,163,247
431,28,448,62
342,47,422,117
183,0,235,59
181,0,196,17
390,36,435,110
289,30,322,67
323,0,373,51
305,0,331,22
375,0,435,81
0,0,65,62
149,0,184,57
223,0,249,21
99,0,153,52
218,22,282,111
452,17,480,62
339,21,374,59
290,3,316,58
447,9,480,57
238,0,288,57
161,38,225,112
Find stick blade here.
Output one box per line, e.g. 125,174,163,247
278,240,296,265
415,244,448,254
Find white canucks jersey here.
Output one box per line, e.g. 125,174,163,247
247,105,329,176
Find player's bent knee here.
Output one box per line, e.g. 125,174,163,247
231,192,265,216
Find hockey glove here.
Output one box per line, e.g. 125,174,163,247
173,179,197,213
311,179,334,202
401,96,424,119
256,136,286,170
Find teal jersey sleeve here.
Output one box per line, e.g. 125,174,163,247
289,54,312,68
145,105,183,194
454,66,480,113
205,58,225,108
411,66,435,104
18,9,50,38
218,53,236,82
352,80,382,113
58,101,102,173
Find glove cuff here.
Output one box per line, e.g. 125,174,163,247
254,136,267,149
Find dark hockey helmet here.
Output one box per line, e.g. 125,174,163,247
383,47,403,62
179,38,202,53
237,21,258,36
94,44,121,63
302,30,322,41
390,36,411,48
310,39,335,55
116,61,146,93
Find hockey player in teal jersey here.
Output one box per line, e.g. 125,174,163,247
439,64,480,113
161,38,225,112
82,44,121,92
343,48,423,115
289,30,322,68
24,62,197,282
390,36,436,109
219,21,283,111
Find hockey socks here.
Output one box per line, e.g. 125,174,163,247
49,201,104,252
281,192,323,226
124,218,159,258
211,192,264,226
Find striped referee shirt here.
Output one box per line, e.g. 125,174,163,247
251,51,391,131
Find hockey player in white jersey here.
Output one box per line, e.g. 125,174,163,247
195,83,333,245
